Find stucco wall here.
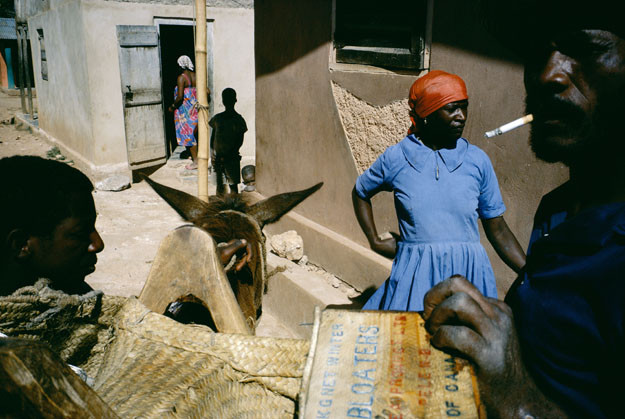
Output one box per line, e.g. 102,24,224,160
209,7,255,157
25,0,255,177
27,0,95,163
427,1,569,292
256,0,568,295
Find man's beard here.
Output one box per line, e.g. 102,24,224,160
529,116,594,165
527,96,605,166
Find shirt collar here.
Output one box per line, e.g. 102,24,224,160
400,134,469,173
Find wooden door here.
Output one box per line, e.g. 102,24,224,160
117,25,167,169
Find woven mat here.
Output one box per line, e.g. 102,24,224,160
0,279,126,377
95,298,309,417
0,281,310,418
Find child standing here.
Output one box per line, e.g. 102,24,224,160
209,88,247,194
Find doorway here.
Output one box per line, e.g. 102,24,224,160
157,20,214,156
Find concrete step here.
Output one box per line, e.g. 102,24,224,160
151,146,256,191
258,252,358,339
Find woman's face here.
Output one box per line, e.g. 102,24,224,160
427,99,469,143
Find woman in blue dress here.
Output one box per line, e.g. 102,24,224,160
352,70,526,312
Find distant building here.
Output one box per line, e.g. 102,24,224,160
15,0,254,179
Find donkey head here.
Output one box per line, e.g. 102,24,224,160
141,175,322,331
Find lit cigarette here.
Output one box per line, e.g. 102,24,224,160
484,114,533,138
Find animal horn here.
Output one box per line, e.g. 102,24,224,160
140,174,211,221
247,182,323,228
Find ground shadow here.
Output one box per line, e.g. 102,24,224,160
325,285,378,311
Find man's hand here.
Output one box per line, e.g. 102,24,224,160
218,239,252,272
423,276,566,418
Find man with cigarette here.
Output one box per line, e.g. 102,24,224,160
423,1,625,417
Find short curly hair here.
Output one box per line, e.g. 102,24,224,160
0,155,94,247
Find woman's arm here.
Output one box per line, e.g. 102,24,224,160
168,75,186,112
482,216,526,273
352,186,397,259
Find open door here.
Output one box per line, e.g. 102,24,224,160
117,25,167,169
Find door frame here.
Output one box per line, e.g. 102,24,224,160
154,17,215,156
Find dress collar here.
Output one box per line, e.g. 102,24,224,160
400,134,469,173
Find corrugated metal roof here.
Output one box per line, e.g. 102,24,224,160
0,18,17,40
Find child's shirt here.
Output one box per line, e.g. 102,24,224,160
209,110,247,156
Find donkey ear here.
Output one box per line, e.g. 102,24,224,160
247,182,323,229
140,174,211,221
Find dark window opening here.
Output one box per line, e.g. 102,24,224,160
37,28,47,81
158,24,196,155
334,0,428,70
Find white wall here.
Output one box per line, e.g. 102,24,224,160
26,0,255,178
209,7,255,157
27,0,95,163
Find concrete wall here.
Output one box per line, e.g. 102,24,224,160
256,0,568,296
209,6,255,157
27,0,95,165
25,0,255,178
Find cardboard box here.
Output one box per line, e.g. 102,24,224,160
299,308,484,418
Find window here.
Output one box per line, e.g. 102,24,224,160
333,0,431,71
37,29,47,81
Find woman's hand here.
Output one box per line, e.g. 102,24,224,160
352,186,399,259
370,232,399,259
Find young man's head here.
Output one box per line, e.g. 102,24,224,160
222,88,237,109
0,156,104,295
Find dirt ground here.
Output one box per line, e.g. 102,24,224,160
0,91,202,297
0,90,269,307
0,90,357,339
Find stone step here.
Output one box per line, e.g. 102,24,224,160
257,252,357,339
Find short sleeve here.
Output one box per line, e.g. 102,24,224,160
355,151,392,200
477,154,506,219
239,116,248,133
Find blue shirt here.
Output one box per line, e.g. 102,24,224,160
507,185,625,418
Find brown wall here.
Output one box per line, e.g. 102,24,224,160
255,0,568,295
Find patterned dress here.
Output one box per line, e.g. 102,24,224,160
173,74,198,147
356,135,505,312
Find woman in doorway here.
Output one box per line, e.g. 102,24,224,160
352,70,526,312
168,55,199,170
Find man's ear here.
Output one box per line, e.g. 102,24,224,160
6,229,33,260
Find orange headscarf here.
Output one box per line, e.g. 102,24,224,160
408,70,468,134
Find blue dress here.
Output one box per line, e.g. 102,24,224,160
356,134,505,311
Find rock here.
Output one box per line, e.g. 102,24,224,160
269,230,304,261
96,175,131,192
297,255,308,266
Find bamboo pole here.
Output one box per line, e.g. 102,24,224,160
22,27,34,119
194,0,209,202
16,26,26,114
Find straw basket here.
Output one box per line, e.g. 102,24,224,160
0,280,309,418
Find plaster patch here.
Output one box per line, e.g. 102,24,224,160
331,81,409,174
